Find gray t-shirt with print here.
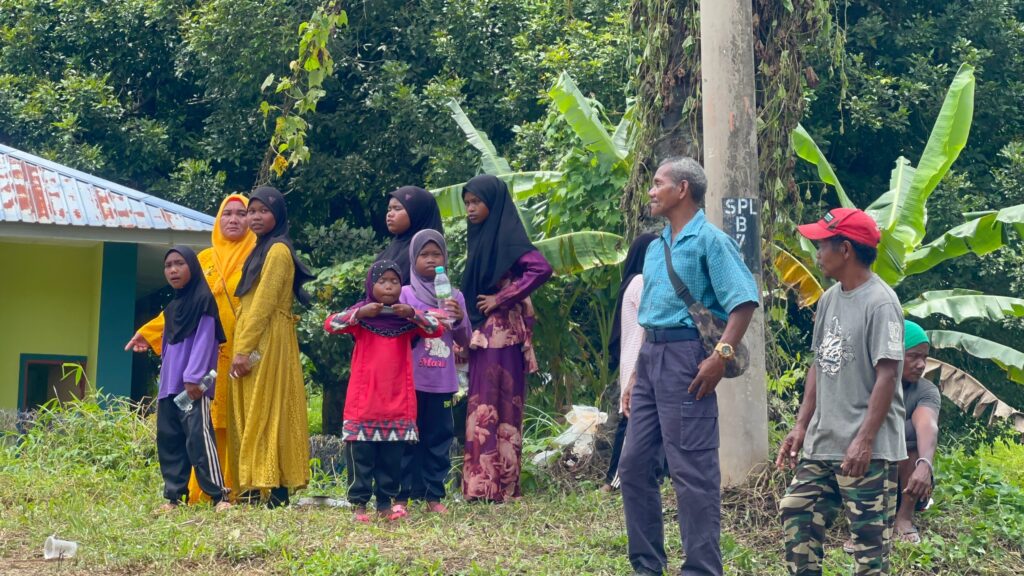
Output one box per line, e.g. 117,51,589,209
804,273,908,462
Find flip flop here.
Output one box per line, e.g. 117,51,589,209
842,539,854,554
896,526,921,544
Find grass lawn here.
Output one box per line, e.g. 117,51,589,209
1,400,1021,575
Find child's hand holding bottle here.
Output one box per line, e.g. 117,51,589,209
443,298,463,323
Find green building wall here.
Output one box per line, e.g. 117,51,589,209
0,241,103,411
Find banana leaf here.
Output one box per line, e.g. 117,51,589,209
868,157,916,284
903,63,976,248
903,289,1024,323
429,171,564,219
548,71,624,165
534,231,627,276
791,123,854,209
612,102,635,159
904,203,1024,276
927,330,1024,384
773,245,824,308
924,358,1024,433
445,99,512,175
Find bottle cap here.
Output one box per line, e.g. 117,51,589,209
435,266,445,274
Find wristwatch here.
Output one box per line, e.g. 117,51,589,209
714,342,735,361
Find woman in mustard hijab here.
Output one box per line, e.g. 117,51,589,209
127,194,256,502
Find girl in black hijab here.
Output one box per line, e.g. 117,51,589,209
377,186,444,284
459,175,552,503
155,246,229,512
235,186,315,307
164,245,227,346
229,186,313,508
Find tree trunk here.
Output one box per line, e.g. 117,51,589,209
622,0,701,240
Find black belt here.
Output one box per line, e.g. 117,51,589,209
644,327,700,343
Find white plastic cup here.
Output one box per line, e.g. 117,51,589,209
43,535,78,560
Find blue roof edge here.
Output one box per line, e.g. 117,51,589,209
0,143,216,226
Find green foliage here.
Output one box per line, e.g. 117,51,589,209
297,255,374,394
798,0,1024,419
791,123,854,209
8,395,155,480
260,2,348,179
981,440,1024,489
917,448,1024,566
905,204,1024,276
928,330,1024,384
903,290,1024,324
787,65,1024,417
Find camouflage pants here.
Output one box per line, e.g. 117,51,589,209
780,459,897,576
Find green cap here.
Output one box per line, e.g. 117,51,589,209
904,319,929,350
435,266,445,274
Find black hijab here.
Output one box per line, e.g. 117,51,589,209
608,233,658,369
235,186,315,307
377,186,444,285
163,246,227,345
460,175,536,327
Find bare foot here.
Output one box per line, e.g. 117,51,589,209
153,502,178,515
214,501,233,512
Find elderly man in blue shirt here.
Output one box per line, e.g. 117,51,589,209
619,156,759,576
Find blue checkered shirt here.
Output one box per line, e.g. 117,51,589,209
638,210,760,329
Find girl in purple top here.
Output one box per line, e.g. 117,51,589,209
397,229,472,512
460,175,553,502
154,246,230,512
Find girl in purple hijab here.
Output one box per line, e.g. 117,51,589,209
396,230,472,513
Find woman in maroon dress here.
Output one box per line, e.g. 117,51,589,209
460,175,552,502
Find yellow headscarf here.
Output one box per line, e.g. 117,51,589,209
210,194,257,296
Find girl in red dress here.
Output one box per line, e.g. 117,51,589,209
324,260,443,521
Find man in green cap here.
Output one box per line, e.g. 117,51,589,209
892,320,940,542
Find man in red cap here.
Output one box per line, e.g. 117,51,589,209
777,208,907,576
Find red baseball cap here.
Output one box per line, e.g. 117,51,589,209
797,208,881,247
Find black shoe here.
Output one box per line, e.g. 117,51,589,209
267,487,290,509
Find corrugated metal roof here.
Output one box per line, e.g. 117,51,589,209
0,143,214,232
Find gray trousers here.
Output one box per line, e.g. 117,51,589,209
619,339,722,576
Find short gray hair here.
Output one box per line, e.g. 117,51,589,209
658,156,707,203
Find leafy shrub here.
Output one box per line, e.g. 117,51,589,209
979,439,1024,490
7,395,155,479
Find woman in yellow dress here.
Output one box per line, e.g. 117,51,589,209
229,186,314,507
126,194,256,502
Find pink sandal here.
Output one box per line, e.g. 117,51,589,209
426,501,447,514
386,504,408,521
353,506,371,523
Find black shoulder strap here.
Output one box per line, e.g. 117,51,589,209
661,237,698,308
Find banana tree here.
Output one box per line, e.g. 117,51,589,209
777,63,1024,429
430,73,632,275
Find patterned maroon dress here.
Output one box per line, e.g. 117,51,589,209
462,250,552,502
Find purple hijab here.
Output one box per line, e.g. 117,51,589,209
353,260,418,337
408,229,448,308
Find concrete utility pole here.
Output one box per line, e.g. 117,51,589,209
699,0,769,486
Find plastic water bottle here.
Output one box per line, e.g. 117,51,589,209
174,369,217,412
229,350,262,379
434,266,452,301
